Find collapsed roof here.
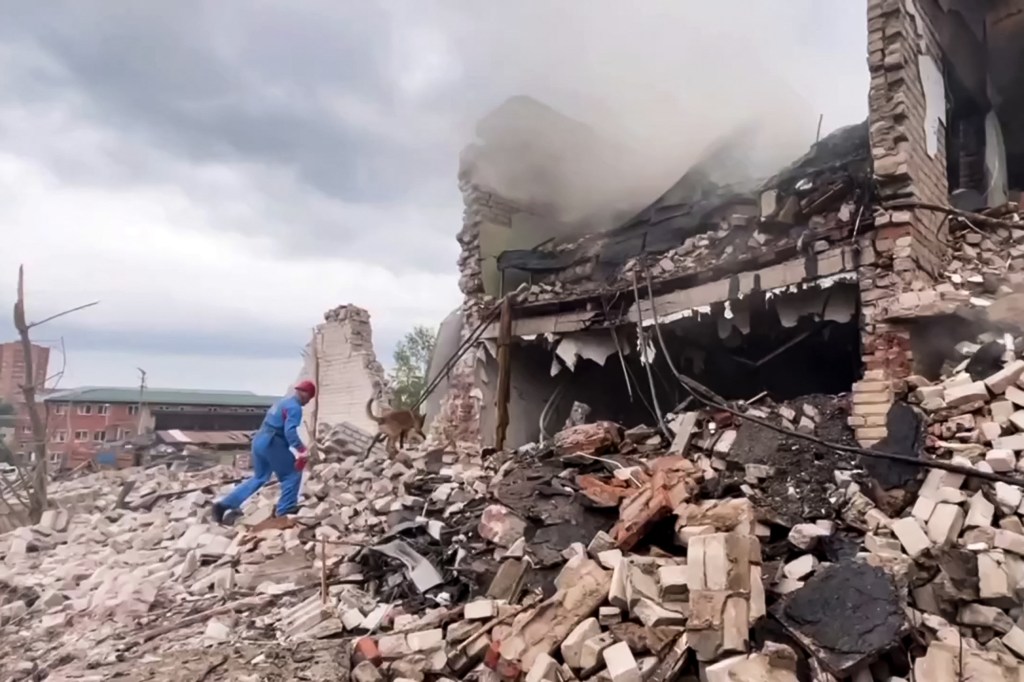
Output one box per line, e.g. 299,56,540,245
497,121,871,305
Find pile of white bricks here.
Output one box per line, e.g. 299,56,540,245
0,425,495,680
855,452,1024,678
850,369,897,444
488,497,798,682
853,201,1024,448
912,337,1024,473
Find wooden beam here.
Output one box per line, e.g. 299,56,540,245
482,308,598,339
494,298,513,450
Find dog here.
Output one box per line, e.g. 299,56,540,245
365,397,426,455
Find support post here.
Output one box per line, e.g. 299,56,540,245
494,298,513,450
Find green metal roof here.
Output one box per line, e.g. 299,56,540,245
43,387,280,407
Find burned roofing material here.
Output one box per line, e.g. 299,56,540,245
498,120,871,304
765,120,871,193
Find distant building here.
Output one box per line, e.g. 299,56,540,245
0,341,49,404
0,341,51,456
43,387,278,469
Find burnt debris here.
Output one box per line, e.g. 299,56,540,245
497,120,871,305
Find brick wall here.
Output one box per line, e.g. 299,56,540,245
867,0,950,278
431,180,510,447
432,147,567,448
456,181,495,300
297,305,390,438
457,181,544,299
857,0,956,446
850,230,915,445
44,401,141,462
854,212,935,445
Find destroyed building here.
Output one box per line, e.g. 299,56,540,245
430,0,1024,452
8,3,1024,682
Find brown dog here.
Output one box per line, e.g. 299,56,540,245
365,397,426,455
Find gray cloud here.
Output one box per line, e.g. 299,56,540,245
0,0,870,389
3,1,407,196
0,0,466,273
0,1,870,266
0,292,413,377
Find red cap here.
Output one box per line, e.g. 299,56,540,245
294,380,316,398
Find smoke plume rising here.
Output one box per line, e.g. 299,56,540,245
426,0,870,228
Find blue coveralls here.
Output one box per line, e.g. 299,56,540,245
219,394,305,516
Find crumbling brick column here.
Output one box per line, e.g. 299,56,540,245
868,0,950,275
854,233,917,445
856,0,951,446
431,175,536,448
296,305,390,437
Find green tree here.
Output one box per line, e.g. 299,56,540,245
0,400,14,464
390,326,437,410
0,433,12,464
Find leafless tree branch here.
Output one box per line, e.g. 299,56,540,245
0,469,30,512
22,337,68,392
1,266,98,522
27,301,100,330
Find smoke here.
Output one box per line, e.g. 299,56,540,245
411,0,870,228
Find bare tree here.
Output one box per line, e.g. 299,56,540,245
4,266,98,522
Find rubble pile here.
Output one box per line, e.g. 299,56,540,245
945,202,1024,297
0,429,500,680
881,202,1024,320
889,318,1024,666
9,335,1024,679
517,208,859,305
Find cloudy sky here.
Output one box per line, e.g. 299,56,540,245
0,1,868,396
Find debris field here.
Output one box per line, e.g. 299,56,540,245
8,206,1024,681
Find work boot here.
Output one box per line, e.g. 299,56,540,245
211,502,228,525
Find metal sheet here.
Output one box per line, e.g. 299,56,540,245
155,430,253,446
370,540,444,593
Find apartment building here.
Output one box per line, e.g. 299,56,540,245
0,340,50,455
43,387,278,467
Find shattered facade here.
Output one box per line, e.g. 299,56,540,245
434,0,1024,450
858,0,1024,442
10,4,1024,682
436,110,884,449
295,305,391,439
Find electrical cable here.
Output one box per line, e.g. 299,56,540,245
410,302,503,411
600,298,661,426
639,262,1024,489
630,271,672,440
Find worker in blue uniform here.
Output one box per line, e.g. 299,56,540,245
212,380,316,523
